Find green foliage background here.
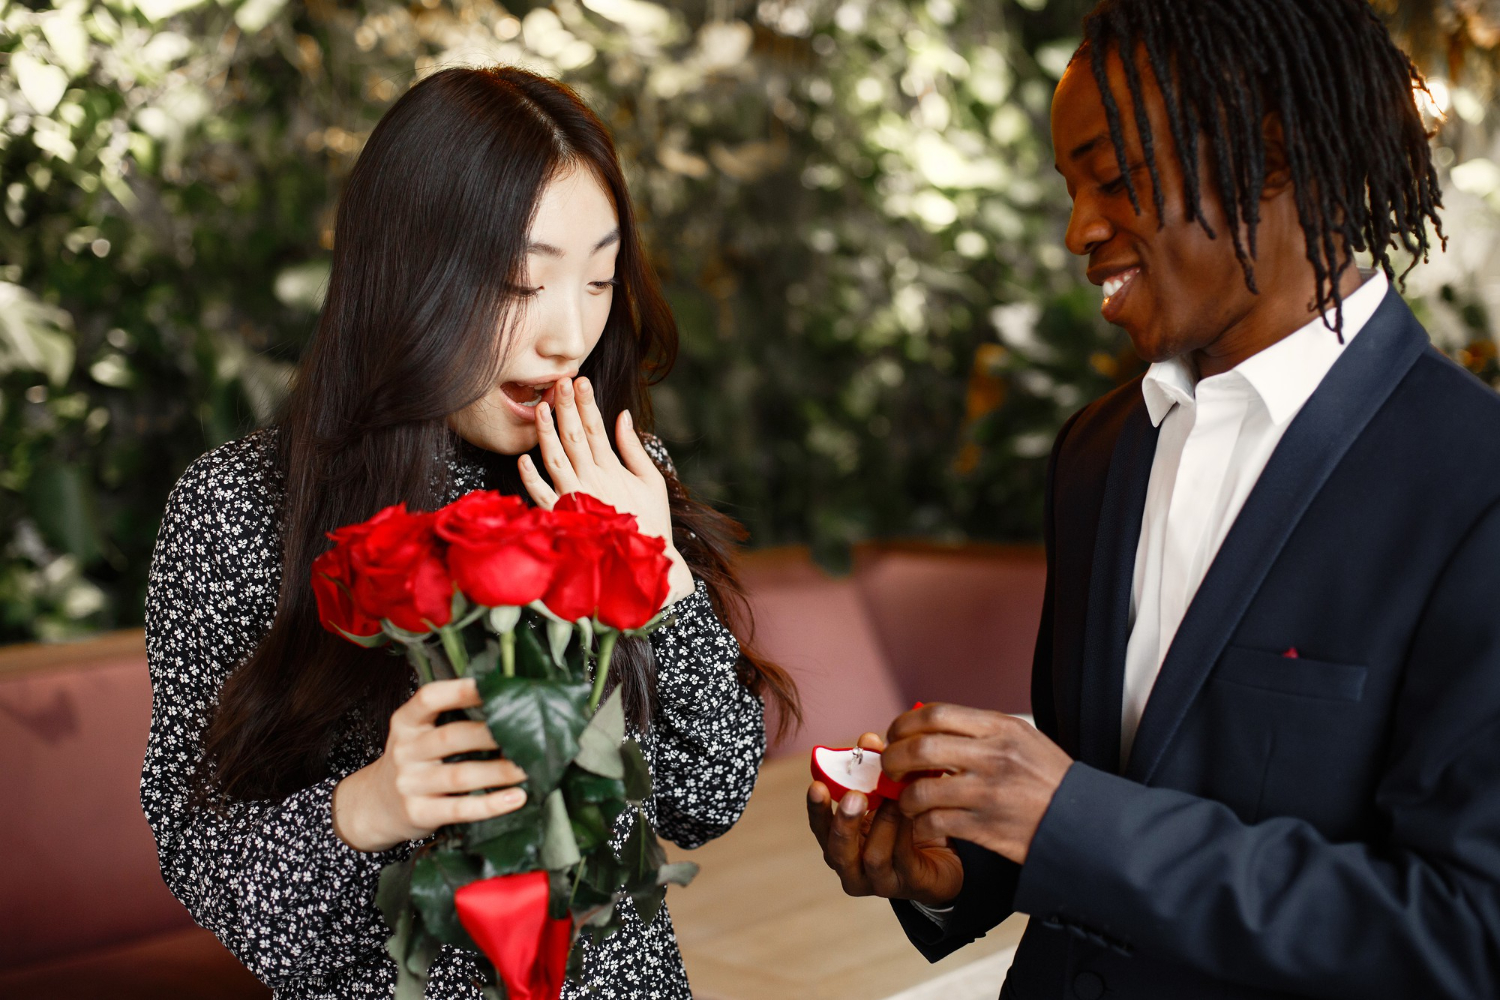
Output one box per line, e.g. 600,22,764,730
2,0,1497,642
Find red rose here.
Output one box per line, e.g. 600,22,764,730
435,491,556,608
541,494,671,629
595,529,670,630
344,505,454,633
539,507,605,622
311,544,382,642
553,492,636,528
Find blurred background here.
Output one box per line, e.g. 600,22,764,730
4,3,1500,998
1,0,1498,642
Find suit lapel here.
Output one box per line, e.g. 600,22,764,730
1076,401,1158,772
1124,291,1430,783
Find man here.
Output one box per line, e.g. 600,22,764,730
808,1,1500,997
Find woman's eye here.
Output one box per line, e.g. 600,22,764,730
590,277,619,291
509,284,541,297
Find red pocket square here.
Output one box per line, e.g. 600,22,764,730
1282,647,1299,659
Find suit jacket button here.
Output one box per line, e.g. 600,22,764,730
1073,971,1105,999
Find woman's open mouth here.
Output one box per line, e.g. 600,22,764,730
497,380,558,421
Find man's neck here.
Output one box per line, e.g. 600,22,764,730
1190,265,1367,380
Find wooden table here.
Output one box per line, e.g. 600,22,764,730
664,755,1025,1000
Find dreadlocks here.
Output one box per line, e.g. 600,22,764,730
1079,0,1446,335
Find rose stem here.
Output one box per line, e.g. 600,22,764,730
587,630,618,713
439,626,470,678
500,630,516,678
406,643,435,686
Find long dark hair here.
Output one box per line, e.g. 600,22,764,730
203,67,798,803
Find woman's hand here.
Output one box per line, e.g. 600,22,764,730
518,376,695,605
331,679,527,853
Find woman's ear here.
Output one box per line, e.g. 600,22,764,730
1261,114,1293,200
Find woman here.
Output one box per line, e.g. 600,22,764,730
142,66,796,999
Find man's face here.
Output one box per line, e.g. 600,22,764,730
1051,49,1261,365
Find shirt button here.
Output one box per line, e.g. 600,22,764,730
1073,970,1105,999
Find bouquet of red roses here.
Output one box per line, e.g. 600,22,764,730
313,491,697,1000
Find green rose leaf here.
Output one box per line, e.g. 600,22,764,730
468,639,500,681
334,625,388,648
570,864,615,912
478,672,591,797
621,808,666,894
621,738,652,801
409,850,482,948
546,616,573,668
564,766,627,807
406,923,442,981
582,898,617,928
566,940,587,982
619,807,673,926
393,914,435,1000
472,826,543,878
657,861,699,889
465,795,541,847
540,788,582,870
376,857,415,936
583,904,626,950
514,621,554,679
633,882,668,928
573,687,626,779
580,847,627,901
379,860,422,1000
564,626,589,681
548,868,574,921
568,801,611,852
466,797,544,877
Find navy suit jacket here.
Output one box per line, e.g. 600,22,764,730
895,291,1500,999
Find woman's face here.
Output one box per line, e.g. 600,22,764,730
449,166,621,455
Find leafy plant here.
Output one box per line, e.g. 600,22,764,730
2,0,1495,643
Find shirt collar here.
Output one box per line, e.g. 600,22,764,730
1140,269,1389,428
1141,355,1196,426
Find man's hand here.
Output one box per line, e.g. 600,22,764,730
807,732,964,906
882,704,1074,865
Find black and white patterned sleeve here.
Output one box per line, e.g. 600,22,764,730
140,439,399,990
640,435,766,850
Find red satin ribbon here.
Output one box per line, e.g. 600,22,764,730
454,871,574,1000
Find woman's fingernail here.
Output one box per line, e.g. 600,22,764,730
505,789,526,806
519,454,532,470
622,409,633,429
577,377,591,395
559,379,572,399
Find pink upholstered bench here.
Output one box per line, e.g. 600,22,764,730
0,633,268,999
852,541,1045,716
738,544,1045,758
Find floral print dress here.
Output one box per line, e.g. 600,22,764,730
141,429,765,999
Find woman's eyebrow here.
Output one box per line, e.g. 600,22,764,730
592,229,620,254
525,228,620,258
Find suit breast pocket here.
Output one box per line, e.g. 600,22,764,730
1212,645,1368,702
1205,645,1375,829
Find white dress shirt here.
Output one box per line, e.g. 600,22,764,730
1119,270,1390,763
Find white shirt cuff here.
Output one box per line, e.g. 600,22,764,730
910,899,955,927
